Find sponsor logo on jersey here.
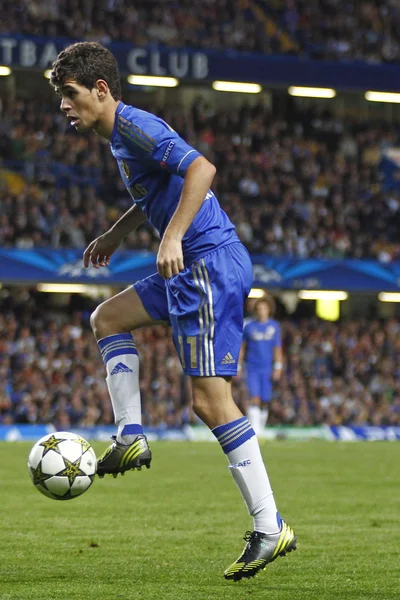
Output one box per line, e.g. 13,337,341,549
120,160,131,180
160,141,175,167
251,326,275,341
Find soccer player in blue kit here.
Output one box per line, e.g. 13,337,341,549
241,296,283,436
50,42,296,580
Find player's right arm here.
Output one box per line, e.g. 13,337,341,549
83,203,146,268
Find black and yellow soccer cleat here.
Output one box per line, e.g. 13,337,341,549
97,435,152,478
224,519,297,581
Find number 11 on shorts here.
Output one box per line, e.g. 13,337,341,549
178,335,197,369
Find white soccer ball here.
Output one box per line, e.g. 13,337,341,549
28,432,97,500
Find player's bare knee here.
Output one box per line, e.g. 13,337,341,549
192,388,212,420
90,303,119,339
191,378,214,415
90,305,104,338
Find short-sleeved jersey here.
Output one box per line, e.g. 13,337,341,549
243,318,281,369
110,102,238,265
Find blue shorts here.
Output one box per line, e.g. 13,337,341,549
246,365,273,402
134,242,253,376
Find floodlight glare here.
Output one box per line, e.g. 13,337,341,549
288,86,336,98
298,290,348,301
212,81,262,94
127,75,179,87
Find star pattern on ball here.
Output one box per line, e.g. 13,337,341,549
77,437,91,453
57,458,86,486
39,435,64,457
31,462,51,487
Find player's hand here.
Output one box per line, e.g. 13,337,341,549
157,235,184,279
83,230,122,269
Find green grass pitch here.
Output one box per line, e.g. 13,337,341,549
1,440,399,600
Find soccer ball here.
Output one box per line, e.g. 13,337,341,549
28,432,97,500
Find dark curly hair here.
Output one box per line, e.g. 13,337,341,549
50,42,121,100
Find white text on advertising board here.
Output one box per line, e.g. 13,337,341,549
127,49,209,79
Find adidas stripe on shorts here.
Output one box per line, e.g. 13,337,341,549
134,242,253,376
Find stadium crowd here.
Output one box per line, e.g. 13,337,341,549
1,96,400,260
1,288,399,428
275,0,400,63
1,2,400,431
1,0,400,63
0,0,282,55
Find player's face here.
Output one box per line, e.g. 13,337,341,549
255,301,270,321
58,80,101,132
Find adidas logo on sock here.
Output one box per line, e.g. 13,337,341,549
110,362,133,375
221,352,236,365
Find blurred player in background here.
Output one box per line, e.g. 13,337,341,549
240,296,282,435
50,41,296,581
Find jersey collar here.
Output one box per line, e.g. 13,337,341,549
116,101,127,116
111,101,127,146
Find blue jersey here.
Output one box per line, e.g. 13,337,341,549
243,318,281,369
110,102,238,265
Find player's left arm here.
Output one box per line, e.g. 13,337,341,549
272,323,283,381
158,156,216,279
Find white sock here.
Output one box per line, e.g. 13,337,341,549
98,333,143,443
247,405,261,436
212,417,280,534
260,407,269,429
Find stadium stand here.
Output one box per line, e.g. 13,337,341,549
2,3,400,432
1,97,400,260
271,0,400,62
1,1,399,62
1,288,399,427
0,0,288,54
0,287,192,428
